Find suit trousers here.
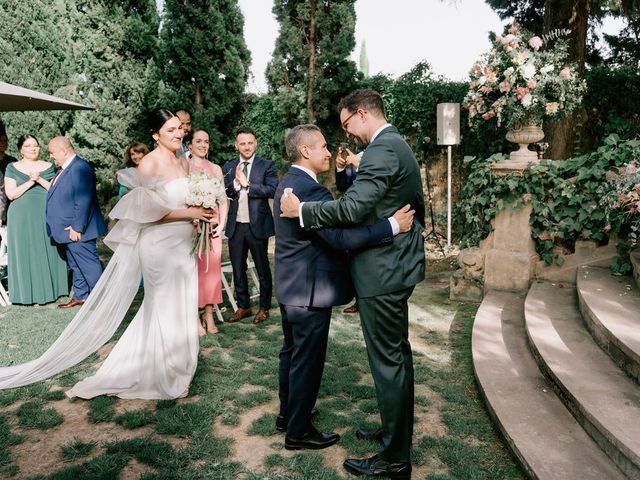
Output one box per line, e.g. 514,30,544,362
278,304,331,437
66,240,103,300
358,286,415,463
228,223,272,310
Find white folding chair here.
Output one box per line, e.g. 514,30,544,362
0,226,10,306
220,255,261,312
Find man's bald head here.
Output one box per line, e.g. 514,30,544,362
48,136,75,167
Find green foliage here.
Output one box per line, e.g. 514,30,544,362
158,0,250,160
455,136,640,264
0,0,160,204
264,0,359,177
583,65,640,147
611,242,633,275
115,409,156,429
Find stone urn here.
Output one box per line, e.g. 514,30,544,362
505,122,544,163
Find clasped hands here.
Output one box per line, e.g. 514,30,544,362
280,189,415,233
235,163,249,188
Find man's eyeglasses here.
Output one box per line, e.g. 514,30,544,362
341,110,359,131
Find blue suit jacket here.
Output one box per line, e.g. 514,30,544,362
223,156,278,239
335,164,357,193
274,167,393,308
46,155,107,244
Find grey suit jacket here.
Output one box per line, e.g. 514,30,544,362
301,125,426,298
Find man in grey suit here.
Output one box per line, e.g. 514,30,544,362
281,89,425,479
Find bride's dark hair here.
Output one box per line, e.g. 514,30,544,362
147,108,176,135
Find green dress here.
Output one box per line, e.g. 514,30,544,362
5,163,69,305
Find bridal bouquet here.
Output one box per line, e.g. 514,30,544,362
464,22,586,129
185,171,225,265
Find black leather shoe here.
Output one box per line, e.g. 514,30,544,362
285,426,340,450
343,455,411,479
355,427,383,444
275,415,288,432
275,407,319,433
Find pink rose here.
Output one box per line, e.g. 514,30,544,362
559,67,571,79
528,36,543,51
516,86,529,100
499,80,511,93
527,79,537,89
508,23,519,34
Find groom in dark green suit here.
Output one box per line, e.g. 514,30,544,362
280,89,425,479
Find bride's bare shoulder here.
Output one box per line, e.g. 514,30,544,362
137,151,160,176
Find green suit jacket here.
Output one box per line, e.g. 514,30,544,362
301,125,426,298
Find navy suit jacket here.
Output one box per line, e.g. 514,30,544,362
46,155,107,244
223,156,278,239
274,167,393,308
335,164,357,193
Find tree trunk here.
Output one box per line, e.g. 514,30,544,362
306,0,317,123
542,0,589,160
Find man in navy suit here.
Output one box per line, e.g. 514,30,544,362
223,127,278,324
46,137,107,308
273,124,414,450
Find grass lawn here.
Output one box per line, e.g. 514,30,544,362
0,259,524,479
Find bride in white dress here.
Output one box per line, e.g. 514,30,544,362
0,109,215,400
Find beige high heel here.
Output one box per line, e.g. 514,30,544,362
203,312,218,334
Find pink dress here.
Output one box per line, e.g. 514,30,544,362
189,160,223,307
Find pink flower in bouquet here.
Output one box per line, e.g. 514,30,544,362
513,51,528,65
528,36,543,51
527,79,537,89
545,102,560,115
516,86,529,100
560,66,571,80
482,111,496,120
499,80,511,93
508,23,519,34
480,85,492,94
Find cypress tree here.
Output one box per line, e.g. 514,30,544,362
266,0,360,183
158,0,250,158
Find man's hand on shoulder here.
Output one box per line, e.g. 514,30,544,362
280,188,300,218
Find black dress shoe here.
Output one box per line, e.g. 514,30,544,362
275,415,288,432
343,455,411,479
285,426,340,450
355,427,383,444
275,407,319,432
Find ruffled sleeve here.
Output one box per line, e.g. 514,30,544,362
104,170,173,250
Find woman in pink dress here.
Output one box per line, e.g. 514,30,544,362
188,128,228,335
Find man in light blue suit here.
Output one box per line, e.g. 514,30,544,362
46,137,107,309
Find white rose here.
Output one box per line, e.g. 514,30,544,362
521,93,533,108
503,67,515,78
540,64,554,74
521,62,536,79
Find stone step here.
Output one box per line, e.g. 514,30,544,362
577,265,640,383
472,291,624,480
525,282,640,479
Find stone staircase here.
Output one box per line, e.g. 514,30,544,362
473,263,640,479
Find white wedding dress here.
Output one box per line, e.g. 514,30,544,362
0,173,199,400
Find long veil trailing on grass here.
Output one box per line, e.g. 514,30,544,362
0,169,172,389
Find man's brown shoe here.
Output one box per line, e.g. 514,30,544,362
343,302,358,314
58,299,85,309
253,309,269,324
227,307,252,323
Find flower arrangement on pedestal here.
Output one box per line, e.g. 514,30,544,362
463,22,586,163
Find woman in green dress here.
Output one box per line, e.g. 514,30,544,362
3,134,68,305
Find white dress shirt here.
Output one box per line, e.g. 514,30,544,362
51,154,75,186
